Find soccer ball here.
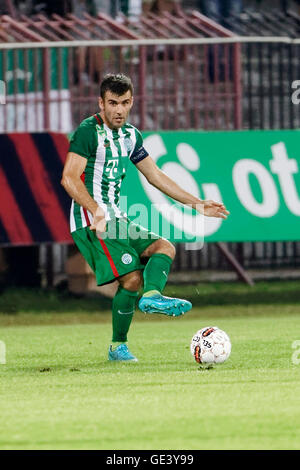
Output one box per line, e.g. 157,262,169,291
190,326,231,364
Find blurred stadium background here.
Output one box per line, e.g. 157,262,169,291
0,0,300,294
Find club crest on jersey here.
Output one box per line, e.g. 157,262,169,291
124,138,133,153
121,253,132,265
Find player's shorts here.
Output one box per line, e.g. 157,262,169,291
71,217,161,286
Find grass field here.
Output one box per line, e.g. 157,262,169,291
0,281,300,450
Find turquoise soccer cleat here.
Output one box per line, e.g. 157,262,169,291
108,344,138,362
138,293,192,317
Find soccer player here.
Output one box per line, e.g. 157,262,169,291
61,73,229,362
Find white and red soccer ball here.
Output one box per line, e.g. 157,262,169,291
190,326,231,364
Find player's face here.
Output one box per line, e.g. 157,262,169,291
99,90,133,129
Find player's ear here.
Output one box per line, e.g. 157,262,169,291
98,96,103,110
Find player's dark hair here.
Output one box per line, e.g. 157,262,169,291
100,73,134,99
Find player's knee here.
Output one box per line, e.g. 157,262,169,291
167,242,176,259
120,271,143,292
159,240,176,259
141,239,176,260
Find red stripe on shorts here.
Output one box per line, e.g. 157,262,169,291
83,208,90,226
98,238,119,278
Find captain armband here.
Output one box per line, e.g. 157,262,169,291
130,146,149,164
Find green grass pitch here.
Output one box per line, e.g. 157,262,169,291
0,282,300,450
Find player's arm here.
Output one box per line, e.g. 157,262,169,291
61,152,106,231
136,156,229,219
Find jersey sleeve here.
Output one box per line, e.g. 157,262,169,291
68,124,96,159
130,128,149,165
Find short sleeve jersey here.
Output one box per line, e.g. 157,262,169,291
68,113,149,232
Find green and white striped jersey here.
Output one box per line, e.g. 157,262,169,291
68,113,149,232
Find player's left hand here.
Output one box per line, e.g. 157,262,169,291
197,200,230,219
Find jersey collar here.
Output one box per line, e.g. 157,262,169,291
93,113,103,126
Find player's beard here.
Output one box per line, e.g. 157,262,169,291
104,111,127,129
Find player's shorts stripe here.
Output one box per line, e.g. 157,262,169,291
81,207,90,227
0,135,52,242
98,238,119,277
0,168,34,244
83,209,91,226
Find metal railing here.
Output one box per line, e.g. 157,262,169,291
1,35,300,133
0,11,242,132
0,41,241,132
242,40,300,130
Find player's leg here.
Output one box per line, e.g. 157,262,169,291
127,219,192,316
141,238,175,295
138,239,192,317
72,224,144,362
108,270,143,362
